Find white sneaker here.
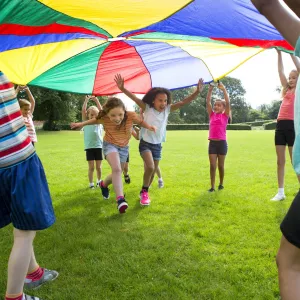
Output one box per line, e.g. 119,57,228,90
158,179,164,188
271,193,286,201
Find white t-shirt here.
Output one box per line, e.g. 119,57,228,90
140,104,170,144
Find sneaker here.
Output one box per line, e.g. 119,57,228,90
89,185,95,189
218,184,224,190
124,174,131,184
140,190,151,206
208,188,215,192
271,193,286,201
117,197,128,214
24,294,43,300
24,268,59,290
96,181,101,188
158,179,164,188
100,180,109,199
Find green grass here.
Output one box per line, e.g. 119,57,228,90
0,130,297,300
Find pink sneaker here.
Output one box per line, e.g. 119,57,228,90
140,190,151,206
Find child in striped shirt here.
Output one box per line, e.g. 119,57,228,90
17,85,37,145
71,97,156,213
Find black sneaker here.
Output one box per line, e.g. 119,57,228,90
117,198,128,214
124,174,131,184
218,184,224,190
208,188,215,192
100,180,109,199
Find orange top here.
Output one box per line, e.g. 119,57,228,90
102,111,142,147
277,89,295,121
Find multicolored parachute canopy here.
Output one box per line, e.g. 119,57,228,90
0,0,293,95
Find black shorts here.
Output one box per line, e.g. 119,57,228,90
280,191,300,249
275,120,295,147
85,148,103,161
208,140,228,155
126,153,129,163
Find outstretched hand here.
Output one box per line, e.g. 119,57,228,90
70,122,82,130
217,82,226,91
114,74,125,91
149,125,157,133
196,78,204,93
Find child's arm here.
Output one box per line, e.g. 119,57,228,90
82,96,89,121
277,50,288,88
71,118,103,130
206,84,214,115
132,126,140,140
23,86,35,114
91,96,103,111
132,112,156,132
251,0,300,47
218,82,230,116
114,74,146,111
283,0,300,18
291,54,300,73
170,79,204,112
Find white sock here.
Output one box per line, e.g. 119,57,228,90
278,188,284,195
90,182,94,187
97,179,101,183
158,177,163,181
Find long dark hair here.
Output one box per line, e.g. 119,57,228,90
97,97,127,127
142,87,172,108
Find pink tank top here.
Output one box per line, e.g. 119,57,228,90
209,112,228,140
277,89,295,121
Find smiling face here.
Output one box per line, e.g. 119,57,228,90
153,93,168,112
21,104,31,117
107,106,125,125
87,108,99,120
213,100,225,113
288,70,298,89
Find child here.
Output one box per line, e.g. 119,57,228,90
17,85,37,145
115,74,204,205
71,97,156,213
0,72,58,300
206,82,230,192
271,50,300,201
82,95,103,189
123,126,140,184
250,1,300,298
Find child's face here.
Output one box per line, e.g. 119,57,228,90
153,93,168,112
21,105,31,117
107,107,125,125
213,101,225,113
88,109,98,120
288,71,298,88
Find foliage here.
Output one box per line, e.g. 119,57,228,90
166,124,251,130
264,121,277,130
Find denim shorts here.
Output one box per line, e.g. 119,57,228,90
103,141,129,163
208,140,228,155
139,139,162,161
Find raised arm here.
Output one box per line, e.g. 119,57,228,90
283,0,300,18
277,50,288,88
91,96,102,111
114,74,146,111
82,96,89,121
23,86,35,114
251,0,300,47
206,84,214,115
218,82,230,116
170,79,204,112
291,54,300,73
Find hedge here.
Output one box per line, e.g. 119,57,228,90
166,124,251,130
263,121,277,130
244,120,274,127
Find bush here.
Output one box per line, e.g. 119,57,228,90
166,124,251,130
245,120,274,126
43,121,61,131
263,121,277,130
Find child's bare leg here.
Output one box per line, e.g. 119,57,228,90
142,151,155,187
88,161,95,185
217,155,226,186
209,154,217,190
6,229,36,295
156,166,162,179
106,152,124,197
123,162,129,176
95,160,102,182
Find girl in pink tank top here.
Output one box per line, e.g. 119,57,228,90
271,50,300,201
206,81,231,192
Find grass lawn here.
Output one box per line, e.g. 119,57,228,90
0,130,298,300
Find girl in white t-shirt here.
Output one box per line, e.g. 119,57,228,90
115,74,204,206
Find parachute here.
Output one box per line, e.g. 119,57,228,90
0,0,293,95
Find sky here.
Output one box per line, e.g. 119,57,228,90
116,49,296,111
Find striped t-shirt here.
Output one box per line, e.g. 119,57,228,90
24,114,37,143
102,111,142,147
0,71,35,169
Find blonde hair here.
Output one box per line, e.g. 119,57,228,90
282,69,299,97
19,98,31,108
87,105,99,115
214,99,226,108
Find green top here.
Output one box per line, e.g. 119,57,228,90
83,124,103,150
